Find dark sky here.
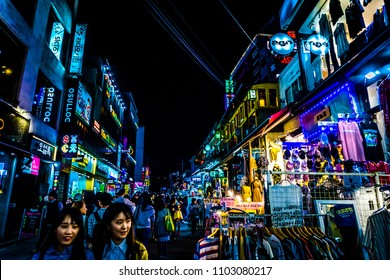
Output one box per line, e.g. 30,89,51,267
77,0,284,177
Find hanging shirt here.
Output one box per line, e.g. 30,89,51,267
359,120,384,162
103,238,127,260
338,120,365,161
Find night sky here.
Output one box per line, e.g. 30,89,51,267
77,0,284,180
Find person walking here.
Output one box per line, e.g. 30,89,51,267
87,192,112,248
71,200,88,246
35,190,64,251
168,196,179,239
187,197,200,236
153,195,170,259
113,188,136,213
173,204,184,237
92,202,148,260
133,192,155,251
32,207,94,260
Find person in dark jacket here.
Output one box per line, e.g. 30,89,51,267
35,190,63,251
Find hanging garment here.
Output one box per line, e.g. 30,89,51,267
329,0,344,25
358,120,384,162
241,185,252,202
379,79,390,137
362,207,390,260
338,120,366,161
334,23,349,59
345,0,366,39
251,178,263,202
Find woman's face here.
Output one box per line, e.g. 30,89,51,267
55,214,80,249
110,212,131,244
80,202,88,215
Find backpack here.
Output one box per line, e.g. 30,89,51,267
91,211,102,242
189,204,199,217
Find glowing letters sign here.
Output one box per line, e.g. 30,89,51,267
306,34,329,55
49,22,64,60
69,24,87,74
269,33,295,56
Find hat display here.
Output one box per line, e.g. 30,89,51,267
298,150,306,160
286,161,294,171
283,149,291,160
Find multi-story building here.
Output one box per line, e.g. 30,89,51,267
0,0,144,244
191,0,390,259
0,0,79,242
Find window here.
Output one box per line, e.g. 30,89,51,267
0,22,25,103
10,0,37,26
256,85,279,108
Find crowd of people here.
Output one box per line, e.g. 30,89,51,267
32,189,201,260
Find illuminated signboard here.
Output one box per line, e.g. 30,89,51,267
69,24,87,74
100,126,117,152
21,155,40,176
224,94,235,110
110,105,122,128
269,33,295,56
62,78,78,127
49,22,64,60
60,134,78,158
30,136,57,161
33,86,60,128
108,166,119,179
75,82,92,125
305,34,329,55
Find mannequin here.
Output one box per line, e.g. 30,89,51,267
251,176,263,202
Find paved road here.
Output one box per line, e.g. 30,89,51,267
0,221,201,260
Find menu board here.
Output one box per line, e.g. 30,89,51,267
18,208,43,240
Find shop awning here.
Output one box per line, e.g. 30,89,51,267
260,104,293,136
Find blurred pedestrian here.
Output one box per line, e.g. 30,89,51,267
134,192,155,251
32,207,94,260
93,202,148,260
173,204,184,237
84,191,98,216
187,197,200,236
87,192,112,248
153,195,171,259
113,188,136,212
168,196,179,239
72,200,88,246
35,190,63,251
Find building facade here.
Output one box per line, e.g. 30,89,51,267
0,0,144,243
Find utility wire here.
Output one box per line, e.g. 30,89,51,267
143,0,225,88
218,0,257,48
167,0,228,78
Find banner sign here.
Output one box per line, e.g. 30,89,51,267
49,22,64,60
30,136,57,161
33,86,60,128
69,24,87,74
60,134,78,158
62,77,78,130
75,82,92,126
